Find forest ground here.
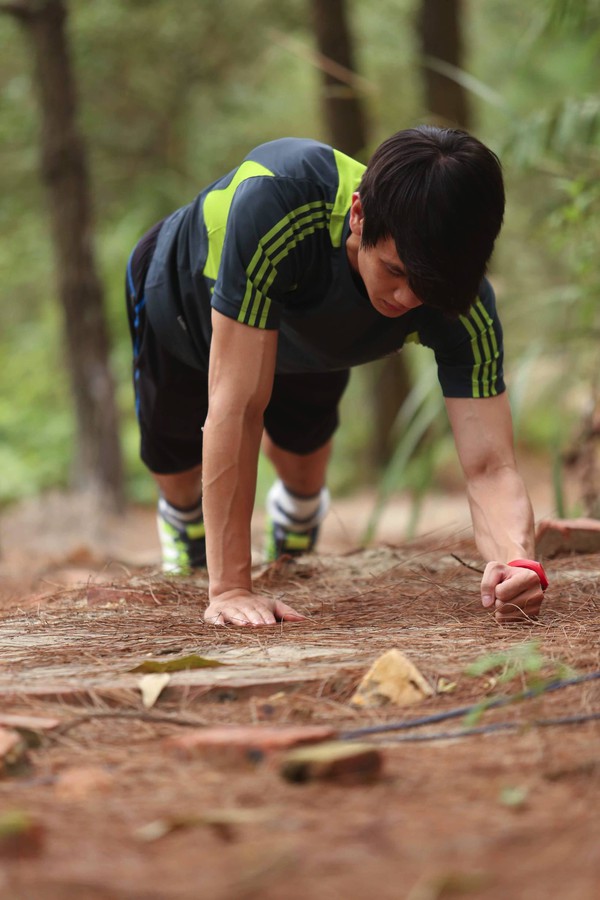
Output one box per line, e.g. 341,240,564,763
0,468,598,900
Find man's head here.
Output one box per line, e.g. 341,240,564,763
356,126,505,315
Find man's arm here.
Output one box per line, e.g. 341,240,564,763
202,310,305,626
445,392,546,623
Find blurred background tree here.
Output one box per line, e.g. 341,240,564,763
310,0,412,469
1,0,123,512
419,0,470,129
0,0,598,526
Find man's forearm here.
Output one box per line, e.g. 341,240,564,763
466,464,535,563
202,409,263,599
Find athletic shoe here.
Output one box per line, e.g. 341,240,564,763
156,505,206,574
265,517,320,563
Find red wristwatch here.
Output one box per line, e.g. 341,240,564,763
508,558,549,591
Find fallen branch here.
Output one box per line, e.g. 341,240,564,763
54,710,208,736
340,670,600,739
364,711,600,743
450,553,485,574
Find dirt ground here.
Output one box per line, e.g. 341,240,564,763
0,485,598,900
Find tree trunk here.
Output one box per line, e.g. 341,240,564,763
310,0,411,468
310,0,368,158
418,0,470,129
3,0,124,511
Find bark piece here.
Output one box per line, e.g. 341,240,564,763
536,518,600,558
350,648,434,708
0,714,61,732
165,725,337,765
281,741,382,784
0,713,61,747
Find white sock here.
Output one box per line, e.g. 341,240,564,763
158,495,203,527
266,480,329,533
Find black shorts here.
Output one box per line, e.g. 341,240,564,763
126,224,350,474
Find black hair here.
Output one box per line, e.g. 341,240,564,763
358,125,505,315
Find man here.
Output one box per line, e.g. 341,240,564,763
126,126,548,627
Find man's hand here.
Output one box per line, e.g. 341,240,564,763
204,589,306,627
480,562,545,624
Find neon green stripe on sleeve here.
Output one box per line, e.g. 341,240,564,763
458,313,482,398
239,280,255,324
258,297,272,329
474,299,498,353
248,287,266,327
246,216,330,326
473,298,500,396
270,218,328,267
239,203,331,325
247,202,329,292
468,305,492,398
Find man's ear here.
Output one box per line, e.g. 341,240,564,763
349,192,364,237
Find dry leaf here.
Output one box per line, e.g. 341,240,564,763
350,648,434,708
139,673,170,708
131,654,226,673
0,728,28,776
499,785,529,809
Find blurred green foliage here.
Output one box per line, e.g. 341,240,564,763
0,0,598,509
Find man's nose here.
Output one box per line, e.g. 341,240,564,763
394,286,422,309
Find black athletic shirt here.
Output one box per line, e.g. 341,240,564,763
144,138,504,399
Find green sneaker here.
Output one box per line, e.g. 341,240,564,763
265,518,320,563
157,503,206,575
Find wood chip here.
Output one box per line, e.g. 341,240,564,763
280,741,383,784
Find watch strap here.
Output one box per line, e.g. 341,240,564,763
508,558,549,591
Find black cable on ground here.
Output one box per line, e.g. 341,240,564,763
359,711,600,743
340,670,600,741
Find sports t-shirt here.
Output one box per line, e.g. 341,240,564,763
144,137,504,399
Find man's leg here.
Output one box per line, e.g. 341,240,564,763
137,354,207,575
153,466,203,510
262,436,332,560
153,466,206,574
125,221,208,575
262,436,331,497
262,369,349,559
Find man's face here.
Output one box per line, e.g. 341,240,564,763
347,194,423,318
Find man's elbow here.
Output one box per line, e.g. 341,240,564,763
205,392,267,433
462,456,519,485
